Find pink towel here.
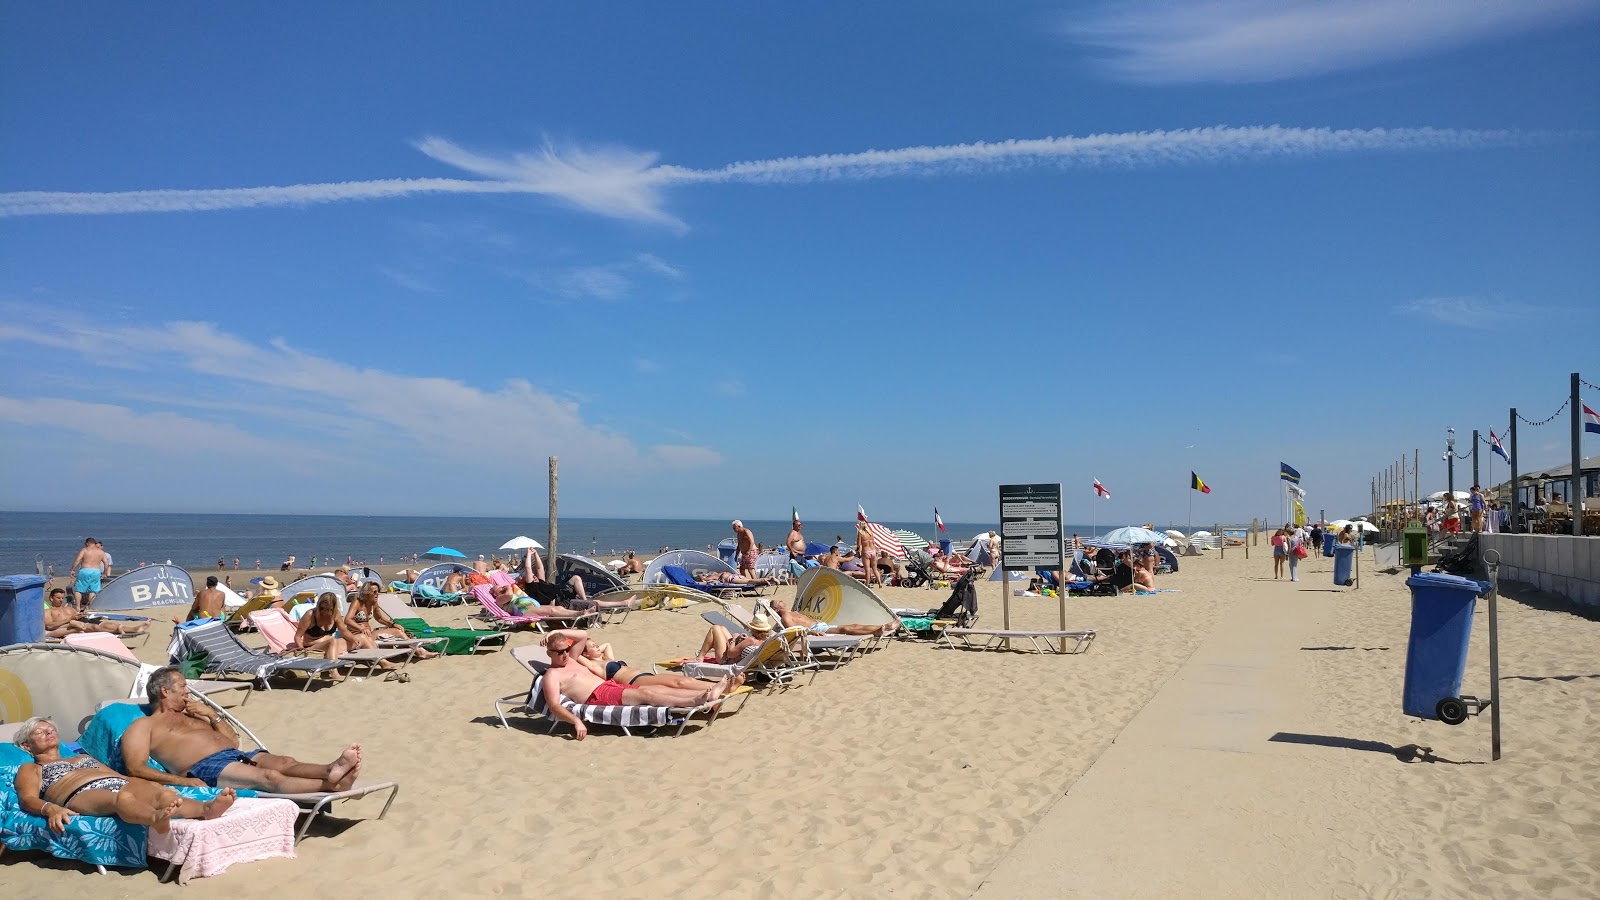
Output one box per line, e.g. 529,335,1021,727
147,797,298,884
486,571,516,588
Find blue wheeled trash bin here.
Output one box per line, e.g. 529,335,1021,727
0,574,49,645
1322,531,1336,557
1402,572,1490,724
1332,544,1356,586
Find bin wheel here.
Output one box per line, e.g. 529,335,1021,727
1436,697,1468,725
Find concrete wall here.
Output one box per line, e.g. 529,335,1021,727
1479,534,1600,609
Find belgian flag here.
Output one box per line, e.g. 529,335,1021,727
1191,472,1211,494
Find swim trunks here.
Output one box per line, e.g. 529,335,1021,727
585,680,635,706
808,622,832,634
75,568,103,593
187,748,263,787
740,549,757,570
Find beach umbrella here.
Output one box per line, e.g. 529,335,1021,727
605,559,626,569
892,530,929,551
1163,529,1188,544
1101,525,1167,546
1427,490,1470,501
423,546,467,560
499,536,544,551
1330,520,1352,529
1349,521,1379,533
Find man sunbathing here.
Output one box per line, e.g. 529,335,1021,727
770,599,895,637
122,667,364,793
618,551,645,576
550,629,743,694
541,633,734,740
45,587,149,637
697,570,778,587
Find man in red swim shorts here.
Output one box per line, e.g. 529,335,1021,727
540,634,734,740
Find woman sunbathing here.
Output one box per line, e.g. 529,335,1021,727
292,592,354,677
697,571,778,587
697,610,777,664
556,630,741,692
12,717,235,834
343,584,438,660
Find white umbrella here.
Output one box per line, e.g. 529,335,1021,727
1350,521,1379,533
1164,529,1188,541
1329,519,1352,529
1101,525,1168,545
605,559,626,569
499,536,544,551
1427,490,1470,501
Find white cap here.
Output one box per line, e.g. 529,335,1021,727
732,520,742,528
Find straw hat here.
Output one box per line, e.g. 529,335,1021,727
259,576,280,590
749,609,775,633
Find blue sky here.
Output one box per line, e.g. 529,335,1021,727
2,1,1597,526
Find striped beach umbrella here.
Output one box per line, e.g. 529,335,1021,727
892,530,929,551
862,522,907,559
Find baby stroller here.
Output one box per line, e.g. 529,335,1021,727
890,567,981,637
900,550,938,589
1433,533,1480,577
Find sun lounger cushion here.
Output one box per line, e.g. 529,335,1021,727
387,581,414,593
391,617,504,655
413,583,466,605
168,620,342,680
525,675,679,729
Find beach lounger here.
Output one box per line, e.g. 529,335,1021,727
711,605,873,665
412,583,467,607
935,627,1097,654
61,632,252,706
493,646,744,737
84,700,397,844
663,626,821,689
467,584,600,633
222,595,276,631
247,609,413,676
375,594,506,654
168,619,344,690
659,565,768,598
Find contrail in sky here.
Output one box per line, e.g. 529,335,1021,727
0,125,1562,226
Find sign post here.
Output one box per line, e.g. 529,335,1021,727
1000,483,1066,651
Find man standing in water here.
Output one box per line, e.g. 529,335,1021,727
68,538,110,611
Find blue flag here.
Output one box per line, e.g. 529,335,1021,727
1279,462,1301,484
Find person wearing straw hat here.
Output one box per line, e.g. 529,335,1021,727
254,576,282,605
697,609,776,665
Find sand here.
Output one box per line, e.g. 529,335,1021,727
9,547,1598,897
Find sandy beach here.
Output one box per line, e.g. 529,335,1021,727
9,547,1598,897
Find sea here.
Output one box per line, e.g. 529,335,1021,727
1,512,1029,576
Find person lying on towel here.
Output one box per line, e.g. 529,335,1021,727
541,633,735,740
45,587,149,637
695,570,779,587
122,667,364,793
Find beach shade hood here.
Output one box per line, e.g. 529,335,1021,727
643,550,733,586
89,565,195,612
499,536,544,551
792,568,897,628
277,574,348,611
805,541,830,557
1100,526,1168,546
556,554,628,596
0,643,144,741
423,547,468,560
414,562,472,596
347,566,383,586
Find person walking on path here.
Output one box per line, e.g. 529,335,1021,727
1469,486,1486,533
1270,527,1287,579
1287,528,1302,582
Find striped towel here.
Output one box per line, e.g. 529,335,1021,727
526,676,679,729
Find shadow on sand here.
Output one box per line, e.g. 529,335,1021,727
1268,732,1483,765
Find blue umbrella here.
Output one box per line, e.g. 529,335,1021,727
1100,526,1167,546
423,546,467,560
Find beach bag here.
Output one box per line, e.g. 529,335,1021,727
1293,544,1308,559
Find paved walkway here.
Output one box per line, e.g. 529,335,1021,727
974,581,1341,898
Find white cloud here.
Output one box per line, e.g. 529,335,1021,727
1066,0,1600,84
0,309,723,476
635,358,661,374
1396,296,1540,329
0,126,1562,227
377,267,439,293
529,253,687,301
633,253,685,279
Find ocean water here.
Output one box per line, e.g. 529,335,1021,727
0,512,1016,575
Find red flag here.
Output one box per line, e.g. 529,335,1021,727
1093,479,1111,499
857,504,868,522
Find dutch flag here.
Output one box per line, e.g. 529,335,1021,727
1586,402,1600,436
1489,430,1510,463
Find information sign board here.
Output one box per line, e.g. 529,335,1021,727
999,483,1064,571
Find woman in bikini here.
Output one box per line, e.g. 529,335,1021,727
12,717,235,834
292,592,350,677
342,584,438,660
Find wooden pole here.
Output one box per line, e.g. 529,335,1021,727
1509,411,1520,533
1571,373,1583,536
547,456,559,573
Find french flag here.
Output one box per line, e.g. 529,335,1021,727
934,508,946,532
1586,402,1600,436
1489,431,1510,463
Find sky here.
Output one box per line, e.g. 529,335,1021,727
1,1,1597,527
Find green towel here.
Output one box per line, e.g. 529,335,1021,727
393,617,502,655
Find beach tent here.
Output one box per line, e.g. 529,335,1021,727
347,566,382,586
277,574,347,610
792,567,897,628
0,643,145,741
218,582,250,611
643,550,734,586
1156,544,1180,573
90,565,194,612
556,554,628,597
753,551,790,580
412,563,472,599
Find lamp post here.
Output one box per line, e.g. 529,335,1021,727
1445,428,1456,498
